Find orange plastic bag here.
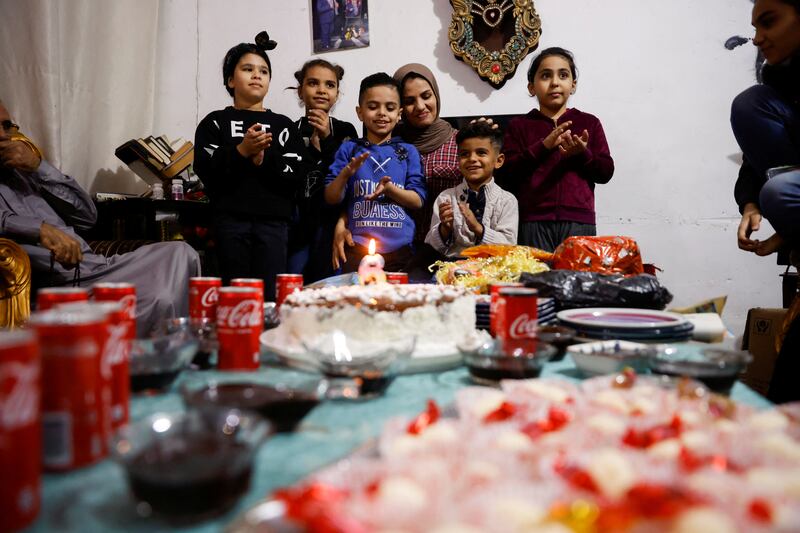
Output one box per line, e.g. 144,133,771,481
552,236,644,276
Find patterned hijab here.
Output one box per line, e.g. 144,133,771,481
392,63,455,155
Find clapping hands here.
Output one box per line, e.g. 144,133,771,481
237,123,272,165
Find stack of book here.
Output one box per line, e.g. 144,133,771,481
115,135,194,185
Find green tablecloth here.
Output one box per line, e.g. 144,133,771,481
28,358,771,533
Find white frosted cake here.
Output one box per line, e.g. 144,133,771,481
277,283,476,355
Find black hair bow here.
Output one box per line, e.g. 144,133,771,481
255,31,277,51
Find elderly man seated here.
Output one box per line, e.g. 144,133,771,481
0,100,200,335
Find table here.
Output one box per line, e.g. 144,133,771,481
28,358,771,533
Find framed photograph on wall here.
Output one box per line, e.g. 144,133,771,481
311,0,369,53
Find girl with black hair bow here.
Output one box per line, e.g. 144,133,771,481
194,31,308,301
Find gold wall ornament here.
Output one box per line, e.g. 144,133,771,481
0,239,31,328
449,0,542,89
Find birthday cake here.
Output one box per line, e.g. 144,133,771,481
276,284,476,356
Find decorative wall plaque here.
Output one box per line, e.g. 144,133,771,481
448,0,542,88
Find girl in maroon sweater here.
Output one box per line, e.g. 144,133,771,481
502,47,614,251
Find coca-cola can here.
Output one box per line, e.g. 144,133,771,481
36,287,89,311
57,301,132,430
189,277,222,320
0,330,41,532
216,287,263,371
495,287,539,352
30,308,110,471
275,273,303,306
92,282,136,323
386,272,409,285
489,282,524,336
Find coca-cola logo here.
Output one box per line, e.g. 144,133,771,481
509,314,538,339
200,287,219,307
0,361,39,430
119,294,136,320
217,300,261,329
102,323,129,377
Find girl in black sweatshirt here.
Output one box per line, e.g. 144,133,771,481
194,31,307,300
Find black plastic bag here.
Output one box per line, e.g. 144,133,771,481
519,270,673,310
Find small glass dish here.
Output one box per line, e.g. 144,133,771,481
302,331,416,399
567,340,654,377
536,325,577,361
648,345,752,395
180,373,324,432
111,408,269,519
458,337,556,386
161,317,217,370
130,332,199,393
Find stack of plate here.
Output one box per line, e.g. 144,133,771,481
556,308,694,343
475,297,556,331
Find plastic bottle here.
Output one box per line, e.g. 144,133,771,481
171,179,184,200
151,182,164,200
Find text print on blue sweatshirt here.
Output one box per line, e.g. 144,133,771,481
326,138,426,253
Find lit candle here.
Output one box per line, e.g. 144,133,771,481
358,239,387,285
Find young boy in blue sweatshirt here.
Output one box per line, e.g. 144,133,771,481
325,72,426,272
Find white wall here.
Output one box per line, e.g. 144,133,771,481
2,0,784,336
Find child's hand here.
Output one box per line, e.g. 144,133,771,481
542,121,573,150
332,215,354,270
438,199,454,239
343,152,370,178
558,129,589,158
307,109,332,139
458,202,483,237
364,176,392,201
238,124,272,159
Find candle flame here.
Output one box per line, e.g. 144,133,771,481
368,238,376,255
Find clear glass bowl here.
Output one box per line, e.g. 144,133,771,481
180,372,325,433
161,317,217,370
111,408,269,518
458,337,556,386
129,332,199,393
648,345,753,395
301,330,416,398
536,325,577,362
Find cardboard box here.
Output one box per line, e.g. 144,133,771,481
740,307,788,396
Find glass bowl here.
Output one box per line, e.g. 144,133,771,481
567,340,654,377
458,337,556,385
129,332,199,393
111,408,269,518
161,317,217,370
648,345,753,395
180,373,324,433
301,330,416,398
536,325,577,361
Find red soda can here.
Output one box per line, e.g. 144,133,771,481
489,282,524,336
189,277,222,320
216,287,263,371
30,308,110,471
57,301,132,430
36,287,89,311
231,279,264,326
0,330,41,532
495,287,539,352
92,282,136,323
386,272,409,285
275,273,303,306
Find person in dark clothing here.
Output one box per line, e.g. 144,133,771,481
287,59,357,283
731,0,800,258
194,31,307,301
